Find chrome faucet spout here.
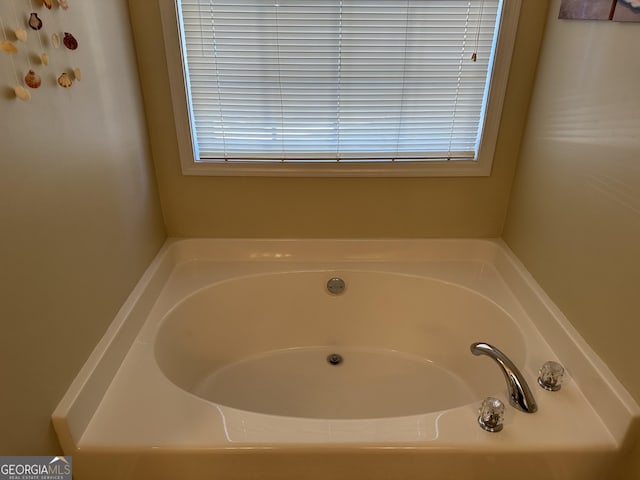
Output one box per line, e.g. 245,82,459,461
470,342,538,414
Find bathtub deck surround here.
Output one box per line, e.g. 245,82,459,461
52,239,640,480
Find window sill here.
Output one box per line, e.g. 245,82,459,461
181,159,492,177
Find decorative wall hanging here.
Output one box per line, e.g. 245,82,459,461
0,40,19,54
57,72,71,88
15,28,27,42
62,32,77,50
0,0,81,101
28,12,43,30
612,0,640,21
24,69,41,88
559,0,640,21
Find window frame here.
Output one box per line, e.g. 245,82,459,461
159,0,522,177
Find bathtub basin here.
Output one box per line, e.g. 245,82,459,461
52,239,640,480
155,270,525,419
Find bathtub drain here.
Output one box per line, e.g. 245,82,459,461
326,277,346,295
327,353,343,366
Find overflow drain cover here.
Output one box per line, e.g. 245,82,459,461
327,353,343,365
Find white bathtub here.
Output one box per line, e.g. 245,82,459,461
53,239,639,480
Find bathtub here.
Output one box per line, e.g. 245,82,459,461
53,239,639,480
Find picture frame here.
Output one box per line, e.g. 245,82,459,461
559,0,640,22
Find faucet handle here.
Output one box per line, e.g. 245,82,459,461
478,397,505,432
538,361,565,391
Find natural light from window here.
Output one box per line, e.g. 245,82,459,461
160,0,521,176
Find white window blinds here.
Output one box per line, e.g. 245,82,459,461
177,0,502,163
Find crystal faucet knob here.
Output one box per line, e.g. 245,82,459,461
538,361,565,391
478,397,505,432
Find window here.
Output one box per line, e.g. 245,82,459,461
160,0,521,176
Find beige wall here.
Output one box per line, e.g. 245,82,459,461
128,0,549,238
0,0,165,454
503,0,640,474
503,0,640,406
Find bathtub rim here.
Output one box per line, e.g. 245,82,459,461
51,237,640,454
